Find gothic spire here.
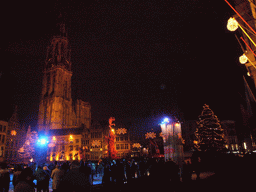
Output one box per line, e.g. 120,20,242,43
56,12,67,37
45,12,71,71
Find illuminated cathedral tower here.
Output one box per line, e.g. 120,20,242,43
38,16,91,133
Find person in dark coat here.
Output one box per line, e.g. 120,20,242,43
35,165,48,192
59,160,90,192
13,165,23,190
14,167,35,192
0,163,10,192
182,159,193,182
102,162,111,188
42,166,51,192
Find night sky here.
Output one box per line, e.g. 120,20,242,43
0,0,249,132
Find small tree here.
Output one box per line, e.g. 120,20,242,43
18,126,38,161
194,104,226,152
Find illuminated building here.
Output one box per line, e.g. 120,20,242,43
221,120,240,153
160,118,184,167
4,106,26,163
0,120,8,162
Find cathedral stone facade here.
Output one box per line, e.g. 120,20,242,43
37,22,91,134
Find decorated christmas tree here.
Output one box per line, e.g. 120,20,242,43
194,104,226,152
18,125,38,161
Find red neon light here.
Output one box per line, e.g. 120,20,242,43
240,36,256,57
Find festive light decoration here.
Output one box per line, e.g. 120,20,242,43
145,132,156,139
227,17,238,31
18,126,39,160
132,143,141,148
92,140,101,147
194,104,226,152
239,54,248,64
116,128,127,134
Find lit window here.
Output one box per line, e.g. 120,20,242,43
11,130,17,136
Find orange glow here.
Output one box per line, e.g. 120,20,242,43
11,130,17,136
66,156,70,161
50,156,53,161
69,135,73,140
56,155,59,161
175,123,180,127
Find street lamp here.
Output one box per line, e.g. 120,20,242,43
227,17,238,31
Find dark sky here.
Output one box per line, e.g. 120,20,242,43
0,0,249,129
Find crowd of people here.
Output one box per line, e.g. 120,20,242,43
0,157,201,192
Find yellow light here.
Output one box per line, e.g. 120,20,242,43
73,156,75,160
239,54,248,64
175,123,180,127
227,17,238,31
66,156,70,160
247,72,251,76
244,142,247,150
56,155,59,161
53,136,56,141
70,135,73,139
50,156,53,161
